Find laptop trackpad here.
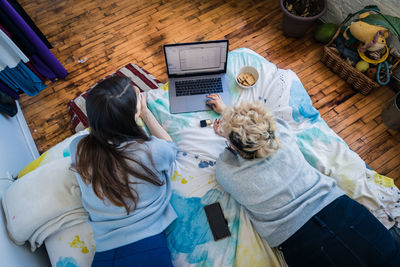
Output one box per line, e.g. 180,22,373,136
171,94,212,113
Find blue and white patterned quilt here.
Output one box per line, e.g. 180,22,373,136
144,48,400,267
13,48,399,267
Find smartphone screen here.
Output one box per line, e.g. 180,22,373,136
204,202,231,241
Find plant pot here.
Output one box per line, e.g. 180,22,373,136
280,0,328,37
381,92,400,131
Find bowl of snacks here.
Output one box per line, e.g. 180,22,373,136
236,66,259,89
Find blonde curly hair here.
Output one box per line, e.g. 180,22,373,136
221,101,280,159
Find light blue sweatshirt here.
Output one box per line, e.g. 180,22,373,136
70,135,177,252
215,118,344,247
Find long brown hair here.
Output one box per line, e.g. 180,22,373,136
75,76,163,214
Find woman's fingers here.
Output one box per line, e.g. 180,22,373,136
213,119,219,133
206,94,225,114
206,100,217,111
134,86,140,94
140,92,148,113
141,92,146,104
206,94,216,100
213,119,224,136
207,93,221,100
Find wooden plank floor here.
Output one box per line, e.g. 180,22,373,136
19,0,400,185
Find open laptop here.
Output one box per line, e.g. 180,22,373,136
163,40,232,113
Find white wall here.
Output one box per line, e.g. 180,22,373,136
0,103,50,267
322,0,400,24
0,102,39,179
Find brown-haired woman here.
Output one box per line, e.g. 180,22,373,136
70,76,177,267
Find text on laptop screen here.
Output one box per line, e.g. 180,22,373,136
165,41,228,76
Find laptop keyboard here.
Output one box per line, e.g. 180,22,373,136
175,78,223,96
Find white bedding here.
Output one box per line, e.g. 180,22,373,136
3,48,399,267
144,48,400,266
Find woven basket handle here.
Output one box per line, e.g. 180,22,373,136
326,5,400,47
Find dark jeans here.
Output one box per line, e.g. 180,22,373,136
280,195,400,267
91,232,173,267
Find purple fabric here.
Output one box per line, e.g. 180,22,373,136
26,60,46,82
31,54,56,82
0,79,19,99
0,0,67,79
2,22,55,81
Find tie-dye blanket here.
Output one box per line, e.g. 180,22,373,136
14,48,399,267
144,48,400,266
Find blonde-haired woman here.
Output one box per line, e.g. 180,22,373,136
206,94,400,266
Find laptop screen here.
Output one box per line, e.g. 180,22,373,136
164,40,228,77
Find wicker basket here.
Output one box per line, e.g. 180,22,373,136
319,5,400,95
321,45,380,95
321,19,381,95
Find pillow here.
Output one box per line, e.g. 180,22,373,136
67,63,163,132
2,157,87,250
18,129,89,178
0,180,51,266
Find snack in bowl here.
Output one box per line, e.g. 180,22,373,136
236,66,259,89
237,73,256,86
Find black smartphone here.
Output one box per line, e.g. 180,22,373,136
204,202,231,241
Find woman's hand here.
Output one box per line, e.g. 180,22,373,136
213,119,224,137
139,90,149,116
138,90,173,141
206,94,227,114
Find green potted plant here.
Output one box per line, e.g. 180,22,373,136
280,0,328,37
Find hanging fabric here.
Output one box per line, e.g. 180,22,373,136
26,60,46,82
1,20,57,81
0,24,11,37
7,0,53,49
0,0,68,79
0,24,46,82
0,0,68,118
0,8,37,56
0,89,17,116
0,63,46,96
30,54,57,82
0,28,29,68
0,29,46,96
0,79,19,100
